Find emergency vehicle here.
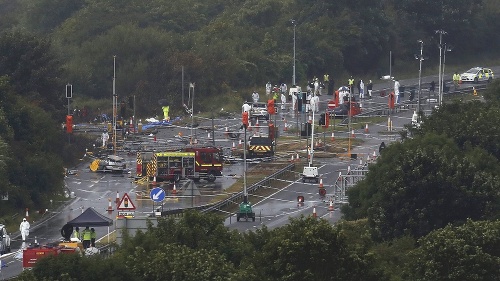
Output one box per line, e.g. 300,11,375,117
137,147,223,182
460,67,494,83
247,135,274,158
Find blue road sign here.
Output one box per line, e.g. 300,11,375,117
150,187,166,202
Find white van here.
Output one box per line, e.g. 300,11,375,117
302,166,319,183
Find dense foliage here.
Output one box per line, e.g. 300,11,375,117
16,212,383,281
343,133,500,240
0,32,88,219
0,0,498,115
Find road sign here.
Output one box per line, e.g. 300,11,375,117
150,187,165,202
117,211,135,217
117,193,136,210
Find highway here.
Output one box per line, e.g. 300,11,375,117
1,67,498,279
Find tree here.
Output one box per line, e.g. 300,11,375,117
405,220,500,281
343,133,500,240
256,216,382,281
0,31,63,112
410,101,500,160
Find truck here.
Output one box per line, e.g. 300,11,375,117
247,136,274,158
138,147,223,182
237,201,255,222
89,155,126,173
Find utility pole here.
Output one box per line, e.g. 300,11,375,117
181,66,184,106
112,55,117,155
436,30,447,106
291,19,297,86
190,82,195,143
417,40,424,121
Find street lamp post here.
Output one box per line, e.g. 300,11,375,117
417,40,424,121
436,29,447,106
291,19,297,86
442,44,452,93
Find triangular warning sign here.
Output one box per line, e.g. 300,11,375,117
117,193,136,210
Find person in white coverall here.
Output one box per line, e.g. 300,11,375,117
20,218,30,242
280,92,286,110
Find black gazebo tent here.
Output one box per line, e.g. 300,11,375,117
67,207,113,227
63,207,113,244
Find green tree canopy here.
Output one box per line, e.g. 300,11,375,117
405,219,500,281
343,133,500,240
410,101,500,160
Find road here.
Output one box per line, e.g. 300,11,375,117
1,67,497,279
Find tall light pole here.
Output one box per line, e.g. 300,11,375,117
112,55,117,155
291,19,297,86
416,40,424,120
189,82,195,142
442,44,452,93
436,29,447,106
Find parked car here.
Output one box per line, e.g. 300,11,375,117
328,102,362,118
0,224,11,255
460,67,494,83
250,102,270,120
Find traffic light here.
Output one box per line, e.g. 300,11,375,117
66,84,72,98
267,99,275,115
65,115,73,133
242,112,249,128
319,113,325,126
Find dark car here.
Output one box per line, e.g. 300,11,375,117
329,102,361,118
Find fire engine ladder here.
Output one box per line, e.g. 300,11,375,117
331,162,370,204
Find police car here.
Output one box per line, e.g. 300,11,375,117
460,67,494,83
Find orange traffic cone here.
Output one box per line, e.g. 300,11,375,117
296,153,300,162
373,150,377,158
312,206,317,218
290,155,294,162
224,127,229,138
331,132,335,141
232,142,236,150
365,123,369,133
152,176,157,187
319,178,323,188
351,129,355,138
107,198,113,213
328,200,334,211
115,191,120,204
238,139,242,148
172,182,177,195
25,208,29,221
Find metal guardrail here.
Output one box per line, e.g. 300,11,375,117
156,163,295,217
201,163,295,213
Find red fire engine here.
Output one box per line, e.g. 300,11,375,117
137,147,223,182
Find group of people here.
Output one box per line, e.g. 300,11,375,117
348,76,374,100
73,226,97,249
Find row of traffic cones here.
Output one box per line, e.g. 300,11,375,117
289,153,301,162
311,200,335,218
